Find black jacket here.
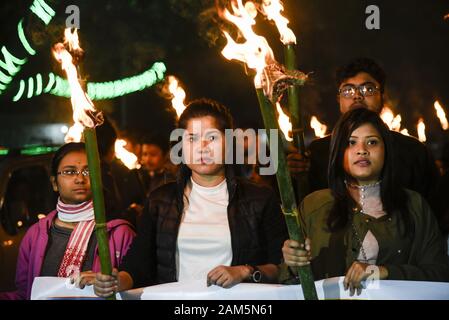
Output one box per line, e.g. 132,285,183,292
308,131,439,202
120,171,288,288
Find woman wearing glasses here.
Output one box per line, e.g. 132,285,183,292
0,142,135,300
280,108,449,296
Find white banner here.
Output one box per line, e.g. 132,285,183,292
31,276,449,300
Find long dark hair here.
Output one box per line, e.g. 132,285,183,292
51,142,86,177
327,108,411,235
176,98,234,188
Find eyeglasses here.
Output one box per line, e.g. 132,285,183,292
57,169,90,177
338,83,380,98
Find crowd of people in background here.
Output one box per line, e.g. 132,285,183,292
1,57,449,299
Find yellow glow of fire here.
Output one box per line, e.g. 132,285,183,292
434,101,448,130
417,118,426,142
221,0,275,88
276,102,292,141
261,0,296,45
114,139,141,170
64,122,84,143
53,28,97,142
379,106,411,136
310,116,327,138
168,76,187,118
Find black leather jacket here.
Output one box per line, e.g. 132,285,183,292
120,170,288,288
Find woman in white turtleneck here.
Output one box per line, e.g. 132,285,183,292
93,99,288,297
281,108,449,296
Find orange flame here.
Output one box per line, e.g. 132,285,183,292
400,128,410,136
310,116,327,138
221,0,275,88
417,118,426,142
380,107,402,131
434,101,448,130
261,0,296,45
167,76,187,118
276,102,292,141
53,28,98,142
115,139,141,170
64,123,84,143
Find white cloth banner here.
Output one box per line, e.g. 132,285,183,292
31,277,120,300
32,276,449,300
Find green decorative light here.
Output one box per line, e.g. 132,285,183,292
44,72,55,93
35,73,43,95
0,46,27,77
50,74,70,98
29,0,55,25
0,69,13,84
12,79,25,101
27,76,34,98
20,145,59,156
11,62,167,101
0,149,8,156
18,19,36,56
87,62,166,100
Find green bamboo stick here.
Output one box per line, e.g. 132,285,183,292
84,127,115,300
284,44,309,203
256,88,318,300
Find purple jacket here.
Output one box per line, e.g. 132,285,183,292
0,210,135,300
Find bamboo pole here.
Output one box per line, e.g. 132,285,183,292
84,127,115,300
255,88,318,300
284,44,309,203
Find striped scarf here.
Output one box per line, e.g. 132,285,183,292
56,198,96,278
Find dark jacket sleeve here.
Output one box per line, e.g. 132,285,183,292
119,197,157,288
385,194,449,281
261,191,289,265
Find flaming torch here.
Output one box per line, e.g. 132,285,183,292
167,75,187,118
115,139,141,170
434,101,448,130
417,118,426,142
261,0,309,202
220,0,317,299
310,116,327,138
53,28,114,299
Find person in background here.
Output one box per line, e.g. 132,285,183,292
288,57,439,207
138,134,176,197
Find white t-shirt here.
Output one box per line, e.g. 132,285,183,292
176,177,232,282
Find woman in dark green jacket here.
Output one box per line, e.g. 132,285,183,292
281,108,449,296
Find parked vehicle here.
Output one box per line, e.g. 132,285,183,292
0,146,58,291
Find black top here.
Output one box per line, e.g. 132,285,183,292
119,172,289,288
40,222,97,276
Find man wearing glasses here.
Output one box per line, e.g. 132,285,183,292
288,57,439,203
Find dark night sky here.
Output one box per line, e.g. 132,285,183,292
0,0,448,154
